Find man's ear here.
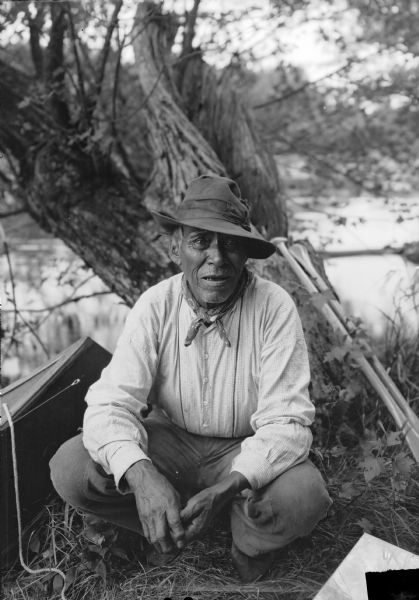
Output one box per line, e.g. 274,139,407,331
169,236,181,266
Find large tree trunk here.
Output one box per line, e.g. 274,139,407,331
0,2,286,299
0,1,372,441
175,55,287,235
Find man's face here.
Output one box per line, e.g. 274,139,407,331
172,226,248,307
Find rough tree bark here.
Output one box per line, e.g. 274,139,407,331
174,52,287,235
0,0,373,439
0,2,286,299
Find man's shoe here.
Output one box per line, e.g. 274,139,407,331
231,542,276,583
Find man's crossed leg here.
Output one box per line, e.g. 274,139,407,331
50,413,331,581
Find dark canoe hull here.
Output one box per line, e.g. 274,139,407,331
0,337,111,567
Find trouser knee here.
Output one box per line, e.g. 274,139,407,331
49,434,91,509
268,461,332,538
280,478,331,539
50,434,142,533
231,460,332,556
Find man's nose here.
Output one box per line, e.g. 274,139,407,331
207,234,226,265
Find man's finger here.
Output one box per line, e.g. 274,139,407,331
152,516,174,554
153,541,163,554
180,500,200,523
140,518,151,544
167,508,185,548
184,518,201,542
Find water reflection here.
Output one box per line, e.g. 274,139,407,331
1,225,130,385
325,255,418,338
291,194,419,339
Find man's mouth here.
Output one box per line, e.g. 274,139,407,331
202,275,230,281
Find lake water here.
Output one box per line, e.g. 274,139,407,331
1,194,418,385
290,194,419,338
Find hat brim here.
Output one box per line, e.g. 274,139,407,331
151,210,276,259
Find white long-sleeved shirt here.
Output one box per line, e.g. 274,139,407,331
82,272,315,490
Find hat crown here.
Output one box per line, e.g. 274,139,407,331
179,175,250,230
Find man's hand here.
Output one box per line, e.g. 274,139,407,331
180,471,249,542
124,460,185,554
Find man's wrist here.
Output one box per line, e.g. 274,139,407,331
213,471,250,502
124,459,154,491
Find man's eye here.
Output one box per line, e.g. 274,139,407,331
190,237,209,249
223,238,242,251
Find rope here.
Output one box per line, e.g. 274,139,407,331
11,378,81,425
3,402,68,599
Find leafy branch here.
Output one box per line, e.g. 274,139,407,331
2,291,113,314
94,0,123,106
2,237,50,358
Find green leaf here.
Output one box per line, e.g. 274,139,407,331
339,481,360,500
355,517,374,533
360,429,382,456
29,532,41,554
84,526,106,546
17,97,31,109
329,445,346,457
52,574,64,593
87,543,103,555
94,559,107,583
65,567,76,586
386,431,402,447
393,453,414,476
361,456,384,482
391,476,407,492
52,66,65,77
339,381,362,401
324,345,350,363
111,547,129,560
311,289,335,310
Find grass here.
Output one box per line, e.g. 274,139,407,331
2,445,419,600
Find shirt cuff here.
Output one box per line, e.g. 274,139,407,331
107,442,151,492
230,451,277,490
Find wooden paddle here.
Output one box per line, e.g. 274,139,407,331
271,237,419,463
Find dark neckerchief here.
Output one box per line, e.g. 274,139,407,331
181,269,252,347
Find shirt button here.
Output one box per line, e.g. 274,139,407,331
204,353,209,359
203,377,208,383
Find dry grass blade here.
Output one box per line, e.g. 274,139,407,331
3,452,418,600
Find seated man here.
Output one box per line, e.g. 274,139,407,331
50,175,332,582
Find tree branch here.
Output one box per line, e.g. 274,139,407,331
26,3,45,80
45,1,70,127
110,30,146,188
111,28,123,131
181,0,201,56
94,0,123,105
175,0,201,91
3,237,50,357
66,4,89,126
275,132,374,192
0,209,25,219
2,291,113,313
253,59,356,110
3,240,18,355
0,167,13,185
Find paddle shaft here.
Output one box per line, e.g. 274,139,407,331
289,242,419,432
272,239,419,462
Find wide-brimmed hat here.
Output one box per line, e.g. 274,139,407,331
151,175,276,259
